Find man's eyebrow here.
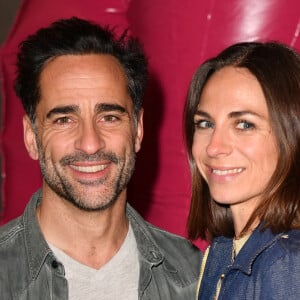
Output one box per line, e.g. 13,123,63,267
95,103,126,114
46,105,79,119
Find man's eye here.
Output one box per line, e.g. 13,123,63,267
194,120,214,129
54,116,72,124
101,115,119,122
236,120,255,130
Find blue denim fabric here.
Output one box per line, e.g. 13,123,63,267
198,225,300,299
0,190,202,299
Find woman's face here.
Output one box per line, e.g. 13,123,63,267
192,66,278,223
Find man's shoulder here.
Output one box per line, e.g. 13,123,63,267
0,216,24,247
127,204,202,266
145,221,199,252
0,216,26,276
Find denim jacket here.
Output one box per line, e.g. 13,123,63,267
0,190,202,299
198,225,300,300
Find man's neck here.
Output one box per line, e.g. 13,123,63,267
36,188,129,269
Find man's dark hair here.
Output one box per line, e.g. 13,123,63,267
15,17,148,122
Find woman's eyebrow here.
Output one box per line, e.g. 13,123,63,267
229,110,265,119
194,109,267,120
194,110,211,118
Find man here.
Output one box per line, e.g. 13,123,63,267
0,17,202,299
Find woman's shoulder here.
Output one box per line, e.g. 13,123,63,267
277,229,300,254
257,230,300,299
252,229,300,270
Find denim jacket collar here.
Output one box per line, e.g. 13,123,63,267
23,190,168,280
23,190,53,280
3,189,201,299
127,204,165,266
214,224,286,275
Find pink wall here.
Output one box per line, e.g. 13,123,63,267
1,0,299,250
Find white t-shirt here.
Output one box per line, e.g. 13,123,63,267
49,224,139,300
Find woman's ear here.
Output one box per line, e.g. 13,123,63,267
23,115,39,160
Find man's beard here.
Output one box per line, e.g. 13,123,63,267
36,139,136,211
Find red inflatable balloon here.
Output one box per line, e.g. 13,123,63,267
1,0,299,250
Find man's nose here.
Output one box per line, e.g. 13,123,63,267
75,122,105,155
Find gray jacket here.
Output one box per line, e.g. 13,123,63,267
0,190,202,299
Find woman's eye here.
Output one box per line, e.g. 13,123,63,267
194,120,214,129
236,120,254,130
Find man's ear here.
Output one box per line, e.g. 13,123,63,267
23,115,39,160
134,109,144,153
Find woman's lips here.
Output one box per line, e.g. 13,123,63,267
211,167,243,176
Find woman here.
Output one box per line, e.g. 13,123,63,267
184,41,300,299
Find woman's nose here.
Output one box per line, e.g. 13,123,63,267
206,128,233,157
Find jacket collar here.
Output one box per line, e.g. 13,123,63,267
126,203,165,266
23,190,166,279
215,224,286,275
23,189,53,280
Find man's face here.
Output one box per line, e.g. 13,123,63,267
23,54,143,211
